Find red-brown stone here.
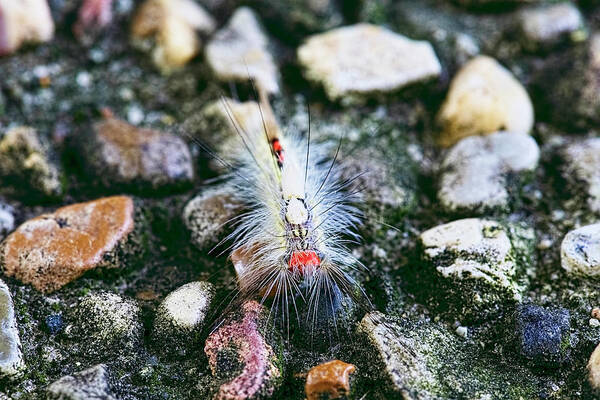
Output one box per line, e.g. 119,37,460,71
0,196,134,293
305,360,356,400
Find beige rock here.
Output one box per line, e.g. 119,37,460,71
518,2,584,48
437,56,534,147
561,223,600,278
131,0,215,73
0,0,54,56
205,7,279,94
589,342,600,390
297,23,441,103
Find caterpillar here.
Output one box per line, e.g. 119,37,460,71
206,87,367,329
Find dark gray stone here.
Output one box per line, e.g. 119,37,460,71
515,305,572,368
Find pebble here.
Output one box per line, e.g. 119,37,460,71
0,196,135,293
204,301,283,400
0,202,15,239
82,116,193,191
45,314,64,335
152,281,215,350
590,319,600,328
71,292,143,358
514,304,572,367
297,23,441,103
561,223,600,277
0,279,24,379
73,0,114,44
438,131,539,212
562,138,600,214
588,342,600,390
436,56,534,147
0,0,54,56
305,360,356,400
455,326,468,338
518,2,585,50
420,218,526,319
0,126,64,200
183,186,241,250
46,364,117,400
131,0,216,72
358,312,453,396
205,7,279,94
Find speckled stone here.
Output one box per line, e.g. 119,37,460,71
205,7,279,94
514,305,572,368
183,186,242,250
562,138,600,214
305,360,355,400
297,23,441,103
561,223,600,278
0,126,64,200
358,312,455,397
82,117,193,191
0,279,24,379
70,292,143,358
518,2,585,50
152,281,215,350
438,131,539,212
436,56,534,147
131,0,215,72
46,364,116,400
204,300,283,400
420,218,529,319
0,196,135,293
0,0,54,56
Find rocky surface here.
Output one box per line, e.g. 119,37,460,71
0,196,138,293
0,279,24,379
438,131,540,212
561,223,600,277
419,218,532,320
0,126,63,201
46,364,116,400
205,7,279,94
436,56,534,147
297,23,441,104
80,116,194,193
2,0,600,399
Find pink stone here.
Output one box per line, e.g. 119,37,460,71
204,301,282,400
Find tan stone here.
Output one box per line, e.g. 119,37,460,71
91,117,193,187
436,56,534,147
305,360,356,400
131,0,215,72
0,196,134,293
589,343,600,390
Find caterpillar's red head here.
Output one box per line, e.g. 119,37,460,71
288,250,320,275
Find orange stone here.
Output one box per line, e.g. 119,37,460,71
305,360,356,400
0,196,134,293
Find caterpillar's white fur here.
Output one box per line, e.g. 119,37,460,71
216,93,366,326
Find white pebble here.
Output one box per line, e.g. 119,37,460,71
455,326,468,338
76,71,92,88
590,318,600,327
